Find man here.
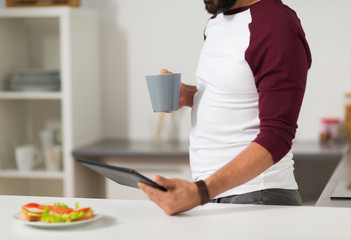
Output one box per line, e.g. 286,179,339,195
139,0,312,215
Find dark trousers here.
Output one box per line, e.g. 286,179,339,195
210,189,302,206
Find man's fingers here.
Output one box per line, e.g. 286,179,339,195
139,178,198,216
154,175,176,189
138,182,165,204
160,69,173,74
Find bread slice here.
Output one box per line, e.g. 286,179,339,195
72,212,94,222
21,206,44,221
19,211,42,221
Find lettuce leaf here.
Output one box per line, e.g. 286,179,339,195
53,202,69,209
40,204,93,223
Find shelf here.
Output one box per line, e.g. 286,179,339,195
0,91,62,100
0,170,64,179
0,7,71,19
0,7,101,197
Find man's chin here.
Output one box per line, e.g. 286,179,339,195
205,0,237,14
206,7,226,15
205,5,216,14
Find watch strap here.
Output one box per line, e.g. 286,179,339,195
195,180,210,205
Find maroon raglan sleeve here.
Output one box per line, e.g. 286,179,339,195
245,5,312,163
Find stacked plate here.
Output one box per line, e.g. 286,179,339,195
9,69,60,92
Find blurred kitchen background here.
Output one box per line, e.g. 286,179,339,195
0,0,349,143
0,0,350,205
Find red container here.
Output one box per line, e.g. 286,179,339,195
320,118,340,145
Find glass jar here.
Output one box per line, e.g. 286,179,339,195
320,118,340,145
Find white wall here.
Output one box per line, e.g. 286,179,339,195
98,0,351,142
288,0,351,141
99,0,208,142
1,0,351,142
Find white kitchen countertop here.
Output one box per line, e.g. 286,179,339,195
2,195,351,240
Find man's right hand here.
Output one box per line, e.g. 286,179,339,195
160,69,196,109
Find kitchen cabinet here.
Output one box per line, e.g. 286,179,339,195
0,7,102,197
292,141,345,205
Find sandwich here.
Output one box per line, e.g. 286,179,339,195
19,202,94,223
20,203,44,221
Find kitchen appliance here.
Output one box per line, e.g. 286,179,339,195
331,181,351,200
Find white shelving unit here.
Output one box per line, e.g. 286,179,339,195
0,7,102,197
0,91,62,100
0,170,64,179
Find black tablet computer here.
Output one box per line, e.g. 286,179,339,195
77,158,167,192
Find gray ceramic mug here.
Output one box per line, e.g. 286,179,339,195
146,73,181,112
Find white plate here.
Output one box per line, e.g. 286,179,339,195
13,211,101,228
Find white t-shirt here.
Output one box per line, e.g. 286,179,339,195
189,0,311,198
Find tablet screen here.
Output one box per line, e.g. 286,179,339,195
77,158,167,192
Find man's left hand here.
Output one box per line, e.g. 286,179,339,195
138,175,201,215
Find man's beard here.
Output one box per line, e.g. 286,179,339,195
205,0,237,14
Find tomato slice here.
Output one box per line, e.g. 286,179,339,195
74,207,91,213
22,203,46,214
51,206,73,215
38,205,50,210
23,203,40,208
